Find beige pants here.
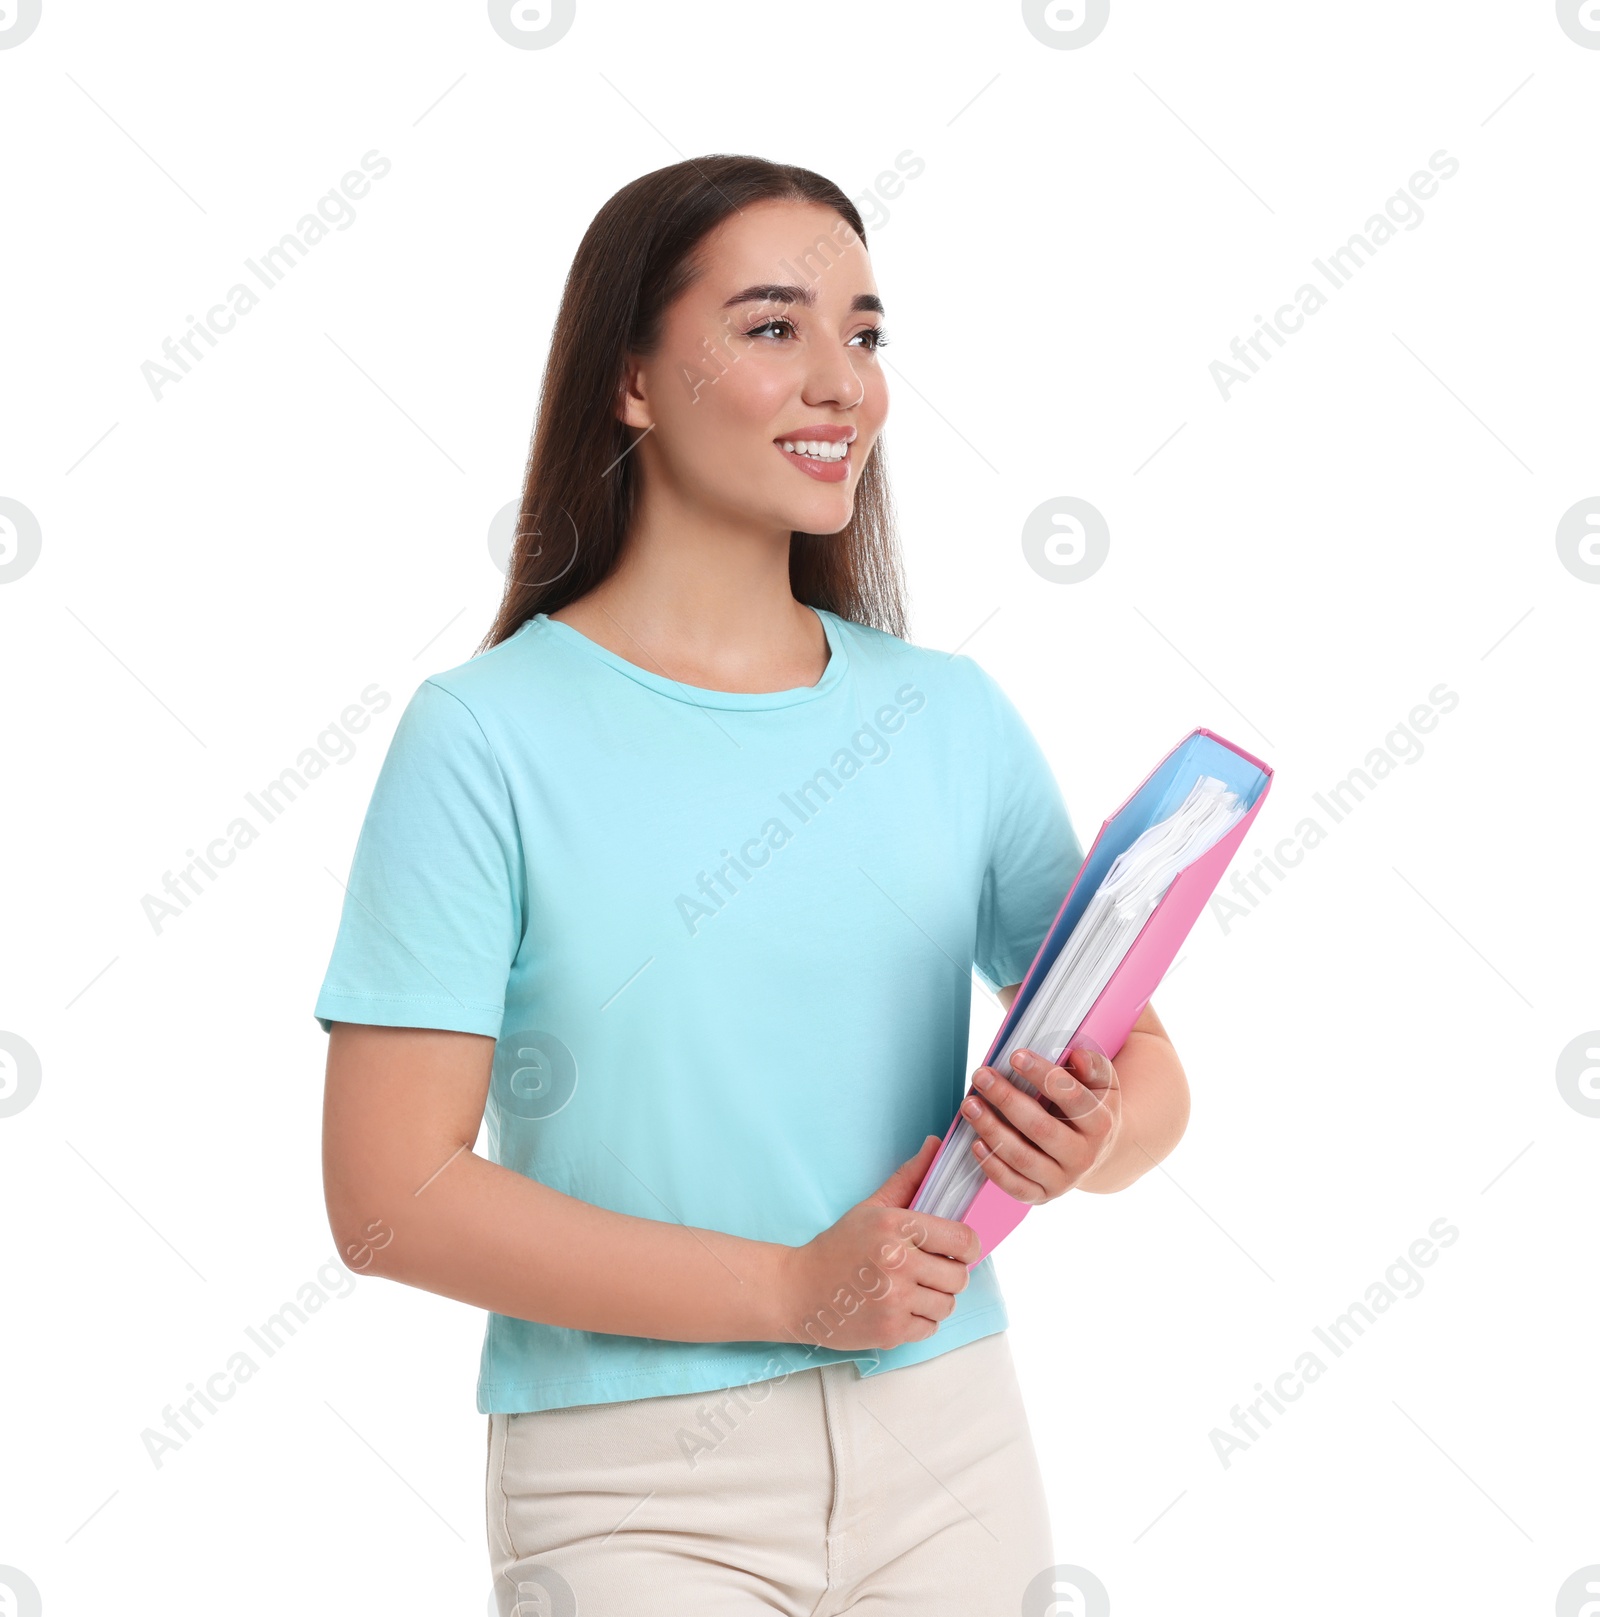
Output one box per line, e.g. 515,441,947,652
485,1329,1054,1615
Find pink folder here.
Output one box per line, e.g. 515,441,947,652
913,727,1273,1263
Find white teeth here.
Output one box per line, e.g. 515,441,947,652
782,439,849,460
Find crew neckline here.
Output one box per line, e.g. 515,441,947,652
529,606,850,711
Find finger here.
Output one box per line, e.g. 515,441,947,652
963,1087,1068,1195
1063,1047,1119,1101
1027,1050,1116,1128
966,1062,1073,1159
896,1210,983,1266
908,1282,960,1325
866,1134,944,1209
968,1130,1051,1203
909,1250,971,1298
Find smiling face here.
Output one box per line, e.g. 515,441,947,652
616,198,889,540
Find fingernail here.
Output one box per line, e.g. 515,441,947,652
974,1070,994,1090
1013,1051,1033,1070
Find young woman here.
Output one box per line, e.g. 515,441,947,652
316,154,1189,1616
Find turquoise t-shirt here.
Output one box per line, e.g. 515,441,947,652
313,606,1084,1414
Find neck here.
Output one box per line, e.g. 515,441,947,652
550,480,827,692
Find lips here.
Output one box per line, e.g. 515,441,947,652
775,434,852,483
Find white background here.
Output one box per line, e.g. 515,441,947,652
2,2,1597,1613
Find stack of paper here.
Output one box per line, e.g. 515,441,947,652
914,774,1248,1223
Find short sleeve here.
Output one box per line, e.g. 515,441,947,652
312,678,524,1037
968,661,1085,997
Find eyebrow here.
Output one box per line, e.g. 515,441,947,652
721,283,885,316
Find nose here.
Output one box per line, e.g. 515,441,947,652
802,346,866,412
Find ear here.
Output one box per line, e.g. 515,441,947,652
615,355,653,432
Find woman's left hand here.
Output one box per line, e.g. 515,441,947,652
960,1046,1121,1203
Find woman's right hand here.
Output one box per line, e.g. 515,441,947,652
773,1135,983,1353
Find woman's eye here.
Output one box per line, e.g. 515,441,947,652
743,318,889,352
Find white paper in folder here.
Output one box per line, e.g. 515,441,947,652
915,774,1248,1223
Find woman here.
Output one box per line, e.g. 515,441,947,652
316,154,1189,1616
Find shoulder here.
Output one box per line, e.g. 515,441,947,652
403,617,570,734
360,622,577,789
830,615,1048,780
823,610,1003,714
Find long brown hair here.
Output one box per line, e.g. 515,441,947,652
477,155,908,654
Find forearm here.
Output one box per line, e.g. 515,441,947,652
330,1150,792,1345
1073,1027,1190,1193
